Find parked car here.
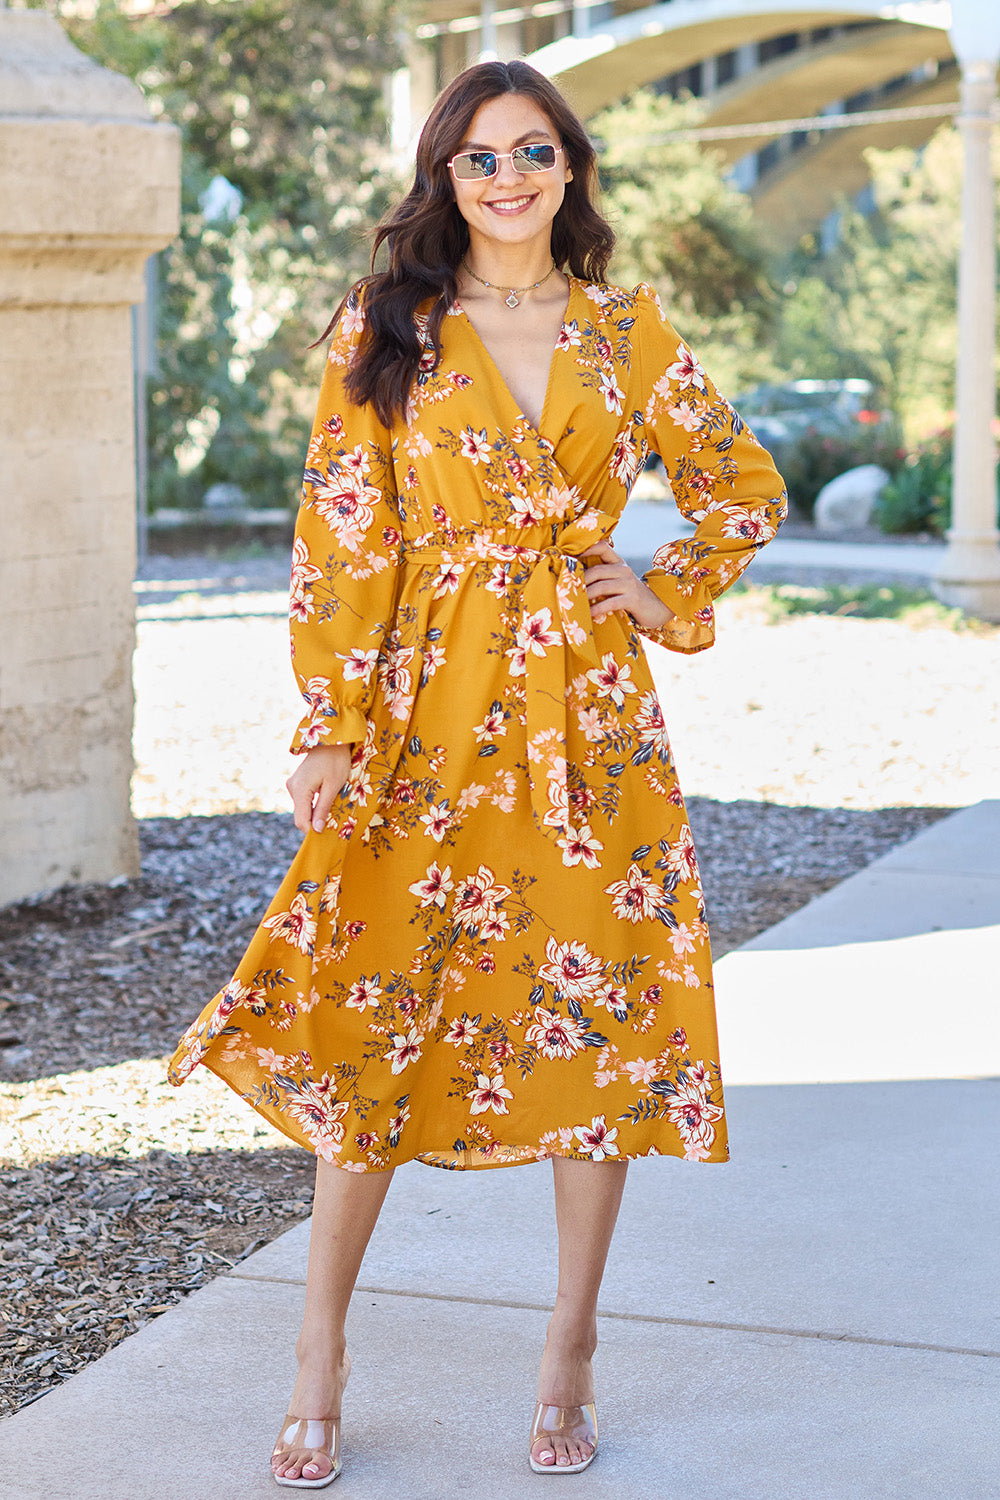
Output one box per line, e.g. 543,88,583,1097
731,379,896,519
733,379,885,452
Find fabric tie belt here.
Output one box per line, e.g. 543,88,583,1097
401,512,620,837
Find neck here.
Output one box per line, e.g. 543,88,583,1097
462,241,557,291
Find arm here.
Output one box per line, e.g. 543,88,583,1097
630,283,788,653
287,285,403,829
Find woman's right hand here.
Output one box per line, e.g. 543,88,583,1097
286,744,353,834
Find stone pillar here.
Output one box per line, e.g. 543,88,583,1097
934,2,1000,622
0,12,180,905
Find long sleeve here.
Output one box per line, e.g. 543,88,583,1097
288,286,403,752
632,283,787,654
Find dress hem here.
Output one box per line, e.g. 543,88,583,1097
193,1055,730,1172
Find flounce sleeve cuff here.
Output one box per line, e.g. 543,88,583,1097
639,569,716,654
290,702,369,755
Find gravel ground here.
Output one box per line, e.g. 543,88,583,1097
5,540,993,1418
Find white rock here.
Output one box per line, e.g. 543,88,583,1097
814,464,889,532
203,482,247,511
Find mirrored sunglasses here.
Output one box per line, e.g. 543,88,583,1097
448,143,562,180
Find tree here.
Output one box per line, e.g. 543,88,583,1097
775,124,1000,442
592,90,779,395
62,0,403,508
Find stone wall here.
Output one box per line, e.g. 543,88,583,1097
0,13,180,905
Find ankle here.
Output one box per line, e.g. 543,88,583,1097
545,1309,598,1360
294,1333,348,1371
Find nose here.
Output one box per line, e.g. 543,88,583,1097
492,151,523,187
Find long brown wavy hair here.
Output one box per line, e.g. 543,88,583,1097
323,59,615,425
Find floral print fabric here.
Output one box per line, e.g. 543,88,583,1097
168,278,787,1171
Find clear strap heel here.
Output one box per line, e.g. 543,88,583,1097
529,1401,598,1474
271,1414,342,1489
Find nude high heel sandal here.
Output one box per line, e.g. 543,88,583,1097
529,1402,598,1474
271,1415,342,1489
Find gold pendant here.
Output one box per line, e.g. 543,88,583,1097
505,290,520,308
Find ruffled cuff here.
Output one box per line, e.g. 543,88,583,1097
638,570,716,654
290,702,368,755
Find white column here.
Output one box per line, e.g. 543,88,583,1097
479,0,498,60
934,3,1000,621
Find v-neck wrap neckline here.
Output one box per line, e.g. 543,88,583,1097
452,275,577,445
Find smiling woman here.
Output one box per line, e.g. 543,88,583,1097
166,57,787,1489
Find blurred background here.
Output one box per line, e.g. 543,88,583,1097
27,0,991,541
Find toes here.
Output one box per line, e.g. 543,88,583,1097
541,1436,594,1468
273,1449,330,1481
303,1455,332,1480
532,1440,557,1467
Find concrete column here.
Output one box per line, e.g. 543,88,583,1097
934,2,1000,621
391,34,436,156
0,12,180,904
478,0,498,61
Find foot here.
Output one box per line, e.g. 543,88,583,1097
531,1327,597,1471
271,1347,351,1486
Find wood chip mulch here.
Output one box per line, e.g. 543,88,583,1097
0,801,947,1418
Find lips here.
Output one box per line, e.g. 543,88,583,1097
484,194,537,214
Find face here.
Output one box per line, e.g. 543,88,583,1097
448,93,573,257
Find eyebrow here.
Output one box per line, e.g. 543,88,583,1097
457,129,558,151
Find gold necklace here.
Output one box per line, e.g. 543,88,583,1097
461,258,558,309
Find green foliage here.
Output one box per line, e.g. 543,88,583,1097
593,92,779,394
775,126,999,442
61,0,403,509
735,581,997,634
777,422,902,520
874,430,954,536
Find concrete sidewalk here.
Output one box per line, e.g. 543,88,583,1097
614,499,945,583
2,805,998,1500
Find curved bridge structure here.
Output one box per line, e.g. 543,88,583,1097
413,0,959,237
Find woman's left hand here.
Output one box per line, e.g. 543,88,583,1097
582,540,676,631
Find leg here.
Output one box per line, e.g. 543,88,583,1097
532,1155,629,1470
271,1159,394,1484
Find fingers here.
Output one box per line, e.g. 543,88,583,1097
585,554,638,619
286,770,318,835
582,540,620,564
286,746,352,835
287,772,338,835
591,590,632,623
309,779,339,834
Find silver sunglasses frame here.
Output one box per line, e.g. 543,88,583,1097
447,143,564,180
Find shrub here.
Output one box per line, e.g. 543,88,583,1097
778,423,902,520
874,430,954,535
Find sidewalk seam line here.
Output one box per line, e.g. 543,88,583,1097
220,1274,1000,1359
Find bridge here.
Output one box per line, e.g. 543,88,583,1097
403,0,1000,622
406,0,958,240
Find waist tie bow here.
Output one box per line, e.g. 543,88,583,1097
402,512,620,838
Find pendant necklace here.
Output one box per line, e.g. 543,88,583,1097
462,258,558,309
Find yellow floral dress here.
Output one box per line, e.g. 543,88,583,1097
168,278,786,1171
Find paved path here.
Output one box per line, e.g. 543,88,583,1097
612,500,945,581
2,802,998,1499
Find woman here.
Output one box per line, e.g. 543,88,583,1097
169,59,785,1486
